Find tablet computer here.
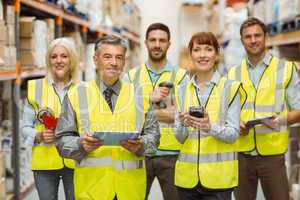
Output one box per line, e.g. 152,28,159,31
245,116,274,128
93,131,140,145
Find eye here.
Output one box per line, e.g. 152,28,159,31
192,48,200,52
103,54,112,60
206,47,214,52
116,55,124,60
61,54,68,58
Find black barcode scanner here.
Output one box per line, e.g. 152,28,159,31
156,81,174,109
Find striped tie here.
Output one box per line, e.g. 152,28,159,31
103,88,114,111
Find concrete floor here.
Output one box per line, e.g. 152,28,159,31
25,178,265,200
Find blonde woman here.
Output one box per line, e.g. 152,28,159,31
22,37,78,200
174,32,246,200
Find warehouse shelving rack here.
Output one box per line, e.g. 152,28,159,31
1,0,140,199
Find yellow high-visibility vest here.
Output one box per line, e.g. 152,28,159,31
174,76,244,189
128,64,187,151
68,80,146,200
27,78,75,170
228,57,293,155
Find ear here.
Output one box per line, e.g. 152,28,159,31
93,54,98,65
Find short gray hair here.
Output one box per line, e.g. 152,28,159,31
94,35,128,54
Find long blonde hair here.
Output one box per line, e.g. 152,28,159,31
45,37,79,83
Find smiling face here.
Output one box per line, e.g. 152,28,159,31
49,44,71,82
191,43,218,74
241,24,266,58
94,43,126,85
145,30,170,62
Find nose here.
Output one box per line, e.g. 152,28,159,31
199,49,206,57
154,40,160,47
250,35,256,43
56,56,62,63
110,57,117,66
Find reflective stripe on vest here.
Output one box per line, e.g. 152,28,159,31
77,84,144,133
178,152,237,163
174,77,239,189
240,59,286,113
131,65,186,150
35,79,43,107
29,78,75,169
77,156,144,170
231,57,291,155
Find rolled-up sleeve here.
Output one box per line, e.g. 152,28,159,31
209,93,240,143
140,106,160,156
55,96,87,162
286,66,300,110
174,110,189,144
22,101,38,146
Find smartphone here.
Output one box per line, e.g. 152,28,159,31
189,106,204,118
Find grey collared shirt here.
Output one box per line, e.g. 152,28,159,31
55,79,160,162
174,71,241,144
22,78,73,146
97,78,121,111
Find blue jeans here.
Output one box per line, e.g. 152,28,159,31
33,167,74,200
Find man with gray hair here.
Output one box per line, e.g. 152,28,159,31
55,35,160,200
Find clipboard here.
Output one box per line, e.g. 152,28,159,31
245,116,274,128
93,131,140,145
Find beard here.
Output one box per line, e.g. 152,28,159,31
148,48,167,62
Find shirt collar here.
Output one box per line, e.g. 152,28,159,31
191,70,221,88
47,77,73,90
145,60,174,74
246,52,272,68
96,77,121,96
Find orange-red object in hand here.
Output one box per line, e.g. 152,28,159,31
37,108,58,130
42,115,58,130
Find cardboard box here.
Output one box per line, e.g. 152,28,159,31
0,45,7,65
0,21,6,45
7,46,16,66
20,50,37,66
20,38,35,50
6,24,15,45
0,178,6,200
4,5,14,24
0,153,5,178
20,17,36,38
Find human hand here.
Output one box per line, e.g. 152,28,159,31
42,129,55,144
262,115,280,131
179,111,190,127
80,133,103,153
240,121,250,136
149,87,169,103
120,138,143,154
189,112,211,132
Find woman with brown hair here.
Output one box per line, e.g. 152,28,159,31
174,32,246,200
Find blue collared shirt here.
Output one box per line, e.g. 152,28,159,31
174,70,241,143
22,78,73,146
146,61,187,156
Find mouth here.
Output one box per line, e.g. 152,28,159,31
106,68,121,73
54,65,65,70
196,60,210,65
151,49,162,55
